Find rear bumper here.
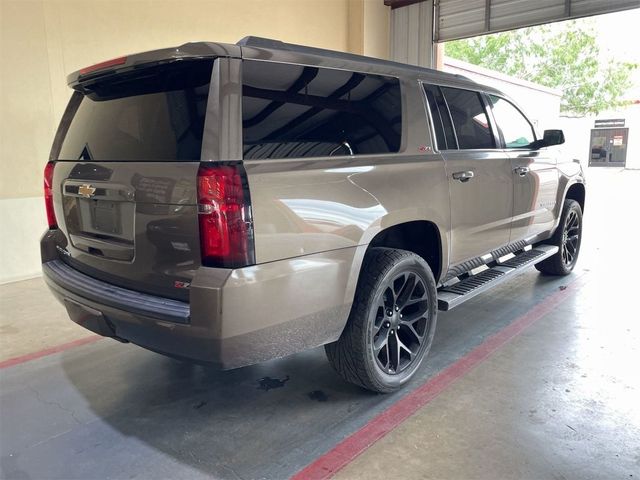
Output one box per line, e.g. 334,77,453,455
42,233,362,368
43,260,190,324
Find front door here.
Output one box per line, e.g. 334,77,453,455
432,86,513,266
509,149,559,242
485,94,559,242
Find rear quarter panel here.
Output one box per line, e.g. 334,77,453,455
242,69,451,288
245,153,449,317
246,153,449,263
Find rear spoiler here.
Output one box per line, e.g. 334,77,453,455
67,42,240,88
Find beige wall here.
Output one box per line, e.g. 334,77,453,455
362,0,389,59
347,0,389,58
0,0,389,282
1,0,392,200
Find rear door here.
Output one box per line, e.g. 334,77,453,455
485,94,559,242
424,84,513,266
50,59,214,300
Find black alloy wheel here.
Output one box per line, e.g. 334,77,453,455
535,199,583,276
561,208,580,268
325,248,438,393
371,271,431,375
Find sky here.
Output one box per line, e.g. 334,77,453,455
590,8,640,64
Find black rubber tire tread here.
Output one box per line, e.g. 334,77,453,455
325,247,437,393
535,199,582,276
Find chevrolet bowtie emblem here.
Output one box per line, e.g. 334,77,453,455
78,184,97,198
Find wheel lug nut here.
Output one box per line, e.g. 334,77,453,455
390,330,394,335
395,306,399,311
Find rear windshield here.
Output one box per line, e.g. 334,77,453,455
57,60,214,161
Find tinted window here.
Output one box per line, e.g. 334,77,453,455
488,95,536,148
440,87,494,150
423,84,456,150
242,61,402,159
58,60,213,161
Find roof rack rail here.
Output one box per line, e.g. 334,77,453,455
235,36,471,81
236,36,387,65
236,36,287,50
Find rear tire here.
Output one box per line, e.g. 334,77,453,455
325,248,437,393
535,199,582,276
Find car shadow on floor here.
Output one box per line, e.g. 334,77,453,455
59,271,573,479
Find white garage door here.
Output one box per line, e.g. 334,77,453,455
436,0,640,41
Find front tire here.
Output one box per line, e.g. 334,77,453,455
535,199,583,276
325,248,438,393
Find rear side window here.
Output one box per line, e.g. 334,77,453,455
440,87,495,150
423,84,456,150
58,60,214,161
242,61,402,159
488,95,536,148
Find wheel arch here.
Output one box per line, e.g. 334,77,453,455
337,218,448,343
366,220,444,282
565,182,586,213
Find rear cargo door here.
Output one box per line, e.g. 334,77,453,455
51,60,215,301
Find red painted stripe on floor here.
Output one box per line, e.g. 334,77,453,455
292,276,585,480
0,335,102,370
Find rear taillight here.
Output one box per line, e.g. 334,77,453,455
44,161,57,229
197,163,255,268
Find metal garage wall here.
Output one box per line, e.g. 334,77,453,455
436,0,640,41
390,1,435,67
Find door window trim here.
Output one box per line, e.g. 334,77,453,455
484,93,538,149
419,81,443,152
240,58,405,161
419,82,502,153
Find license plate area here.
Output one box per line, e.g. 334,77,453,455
61,180,136,242
91,200,121,235
62,181,136,260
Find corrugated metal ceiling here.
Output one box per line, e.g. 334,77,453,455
436,0,640,41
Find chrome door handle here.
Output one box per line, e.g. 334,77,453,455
514,166,530,176
452,171,474,182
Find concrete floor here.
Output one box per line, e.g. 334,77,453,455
1,168,639,479
0,276,92,362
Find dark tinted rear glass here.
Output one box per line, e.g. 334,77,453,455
423,84,457,150
440,87,495,150
58,60,213,161
242,61,402,159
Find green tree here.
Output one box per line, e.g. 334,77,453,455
444,22,637,116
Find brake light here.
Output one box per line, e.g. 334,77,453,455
44,161,57,229
79,56,127,75
197,163,255,268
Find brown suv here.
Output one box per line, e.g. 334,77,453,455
41,37,585,392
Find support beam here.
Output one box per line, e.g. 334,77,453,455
384,0,426,8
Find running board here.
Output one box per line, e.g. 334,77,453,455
437,245,559,311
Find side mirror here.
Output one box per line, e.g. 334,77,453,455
543,129,565,146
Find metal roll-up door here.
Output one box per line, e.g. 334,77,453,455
435,0,640,41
